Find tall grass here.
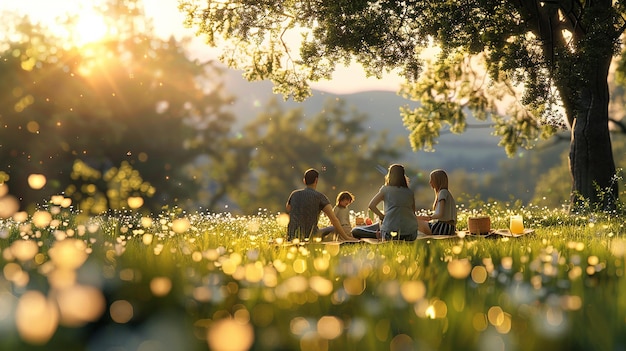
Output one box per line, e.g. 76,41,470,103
0,203,624,351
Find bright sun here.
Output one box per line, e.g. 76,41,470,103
70,11,109,46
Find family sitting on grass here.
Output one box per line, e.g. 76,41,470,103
285,164,457,242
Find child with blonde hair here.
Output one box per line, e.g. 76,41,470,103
319,190,355,239
334,191,355,235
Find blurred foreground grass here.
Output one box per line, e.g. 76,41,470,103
0,202,625,351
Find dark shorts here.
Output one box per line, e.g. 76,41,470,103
429,222,456,235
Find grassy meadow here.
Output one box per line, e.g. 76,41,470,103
0,199,625,351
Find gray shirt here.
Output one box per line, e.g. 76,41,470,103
287,187,330,240
380,185,418,238
333,205,352,234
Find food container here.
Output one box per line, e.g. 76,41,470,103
468,216,491,234
355,217,365,226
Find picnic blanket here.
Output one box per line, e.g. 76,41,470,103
355,228,534,244
275,228,534,246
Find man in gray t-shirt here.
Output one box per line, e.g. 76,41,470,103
286,169,356,242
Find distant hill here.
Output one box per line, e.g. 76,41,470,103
222,68,511,173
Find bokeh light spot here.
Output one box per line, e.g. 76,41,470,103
472,313,488,331
48,239,88,270
293,259,307,274
0,195,20,219
172,218,190,234
207,318,254,351
317,316,343,340
471,266,488,284
127,196,144,209
56,285,106,327
309,276,334,296
32,211,53,228
276,213,289,227
400,280,426,303
27,174,47,189
448,259,472,279
16,290,59,345
110,300,134,324
343,277,365,295
150,277,172,297
390,334,414,351
10,240,39,262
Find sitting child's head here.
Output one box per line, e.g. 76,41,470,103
336,191,355,207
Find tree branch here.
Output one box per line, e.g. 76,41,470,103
609,117,626,133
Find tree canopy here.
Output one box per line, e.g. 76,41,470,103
0,1,236,213
181,0,626,211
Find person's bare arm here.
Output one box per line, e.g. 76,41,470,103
417,198,446,221
368,191,385,221
322,204,356,241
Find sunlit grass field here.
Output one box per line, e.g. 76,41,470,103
1,199,625,351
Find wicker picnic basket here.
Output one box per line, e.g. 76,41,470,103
468,216,491,234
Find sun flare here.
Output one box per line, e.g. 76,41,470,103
69,10,109,46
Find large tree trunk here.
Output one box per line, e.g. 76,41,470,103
569,56,618,211
526,0,619,211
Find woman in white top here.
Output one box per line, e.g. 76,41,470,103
417,169,457,235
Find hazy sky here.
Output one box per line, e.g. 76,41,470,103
1,0,404,94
